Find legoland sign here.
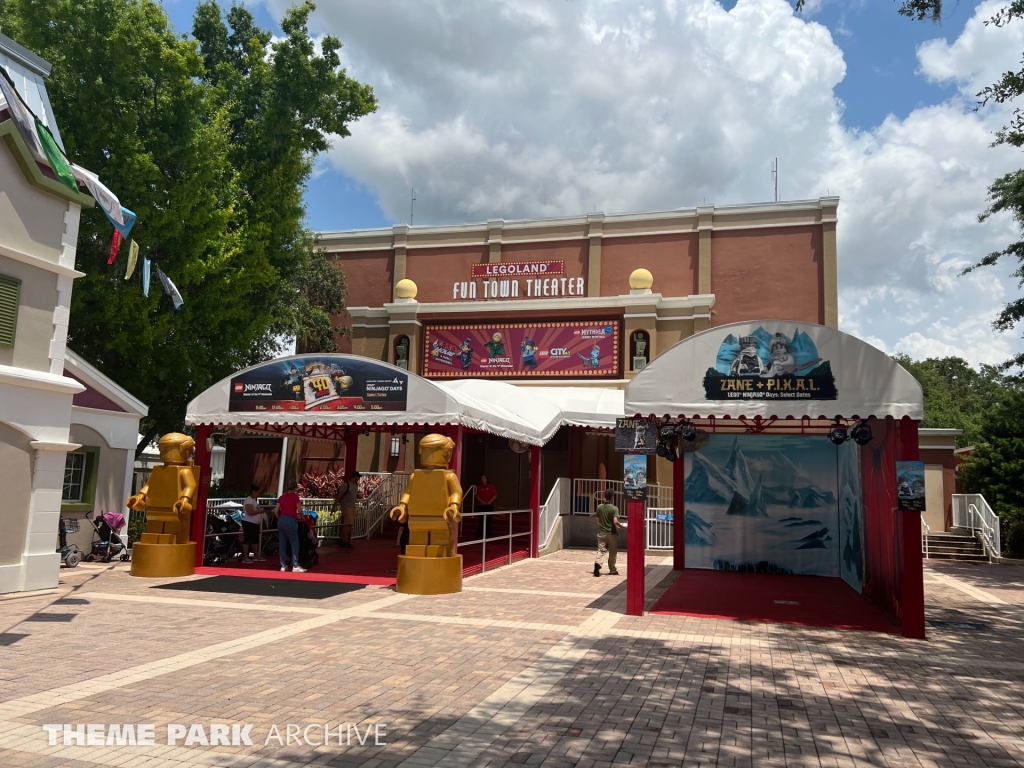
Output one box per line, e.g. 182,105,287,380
423,320,620,379
470,260,564,278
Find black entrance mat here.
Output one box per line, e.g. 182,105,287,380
154,576,365,600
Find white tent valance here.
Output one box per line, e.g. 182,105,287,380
625,321,923,421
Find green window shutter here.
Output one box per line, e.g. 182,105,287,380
0,273,21,348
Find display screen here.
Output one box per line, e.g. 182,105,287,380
423,320,620,379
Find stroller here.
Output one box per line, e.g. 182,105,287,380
296,509,320,568
204,509,243,565
57,517,81,568
85,512,129,563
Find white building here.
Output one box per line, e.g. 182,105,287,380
0,33,99,593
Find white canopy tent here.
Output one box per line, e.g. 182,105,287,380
522,386,624,430
625,321,923,421
187,355,568,446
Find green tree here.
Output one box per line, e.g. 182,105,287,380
892,355,1014,447
959,389,1024,555
291,246,348,354
0,0,376,451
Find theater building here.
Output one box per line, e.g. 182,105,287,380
315,198,839,490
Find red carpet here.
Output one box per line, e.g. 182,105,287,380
196,532,529,585
651,569,903,634
198,538,398,586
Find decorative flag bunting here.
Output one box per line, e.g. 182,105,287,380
34,118,77,192
113,206,136,240
0,69,45,160
142,257,151,297
125,240,139,280
71,163,126,229
154,265,184,310
107,229,123,265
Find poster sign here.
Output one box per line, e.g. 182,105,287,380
471,260,564,279
703,326,837,400
229,355,408,412
423,320,619,379
615,417,657,454
623,454,648,501
896,461,926,512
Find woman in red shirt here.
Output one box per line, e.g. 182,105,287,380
273,484,306,573
476,475,498,539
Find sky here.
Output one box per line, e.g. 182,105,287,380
162,0,1024,369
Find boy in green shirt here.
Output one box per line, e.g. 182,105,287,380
593,490,623,576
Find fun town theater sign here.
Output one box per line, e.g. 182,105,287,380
454,260,585,300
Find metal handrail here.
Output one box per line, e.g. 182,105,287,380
969,503,999,563
458,508,532,575
921,519,931,559
537,478,568,549
953,493,1001,561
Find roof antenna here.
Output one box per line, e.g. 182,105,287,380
410,187,416,225
772,158,779,202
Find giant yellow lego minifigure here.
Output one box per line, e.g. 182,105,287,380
390,433,463,594
127,432,200,577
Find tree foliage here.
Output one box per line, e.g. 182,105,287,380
0,0,375,450
893,355,1017,447
958,388,1024,555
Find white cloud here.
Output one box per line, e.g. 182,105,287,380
262,0,1024,368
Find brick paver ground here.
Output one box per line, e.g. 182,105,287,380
1,552,1023,767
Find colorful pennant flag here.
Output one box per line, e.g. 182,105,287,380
71,164,126,229
107,229,123,265
142,257,151,297
125,240,139,280
113,207,136,240
154,265,184,310
35,118,77,192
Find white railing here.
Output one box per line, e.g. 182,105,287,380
353,473,409,540
538,477,570,549
952,493,1001,561
571,478,672,515
458,508,533,575
645,507,675,550
921,519,931,559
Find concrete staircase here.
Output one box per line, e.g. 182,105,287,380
924,529,989,562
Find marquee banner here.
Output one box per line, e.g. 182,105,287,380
424,320,620,379
470,260,565,279
229,355,408,412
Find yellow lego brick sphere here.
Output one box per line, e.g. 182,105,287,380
395,278,418,299
629,268,654,290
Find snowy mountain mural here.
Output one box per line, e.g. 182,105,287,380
685,437,836,510
683,434,847,577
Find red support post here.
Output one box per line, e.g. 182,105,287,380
192,424,213,568
344,431,359,477
451,425,464,551
897,417,926,639
450,425,464,481
626,499,646,616
673,457,685,571
529,444,542,558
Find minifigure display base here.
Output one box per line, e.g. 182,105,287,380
396,554,463,595
130,542,196,578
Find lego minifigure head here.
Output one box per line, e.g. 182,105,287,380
419,433,455,469
157,432,195,465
